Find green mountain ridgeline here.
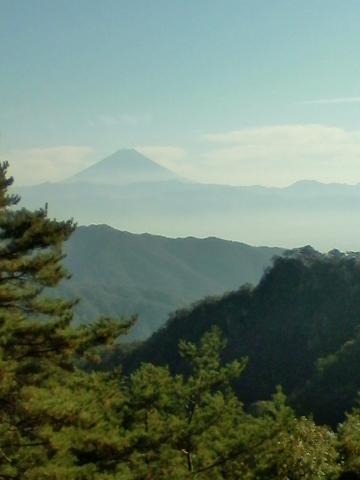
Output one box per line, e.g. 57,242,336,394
60,225,281,340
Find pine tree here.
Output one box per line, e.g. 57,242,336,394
337,402,360,478
238,388,340,480
118,327,249,479
0,162,132,479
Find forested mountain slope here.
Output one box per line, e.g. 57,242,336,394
124,248,360,424
60,224,281,339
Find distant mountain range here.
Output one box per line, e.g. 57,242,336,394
60,225,282,339
17,148,360,250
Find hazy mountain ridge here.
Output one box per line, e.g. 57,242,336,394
60,224,282,339
66,149,181,185
17,149,360,250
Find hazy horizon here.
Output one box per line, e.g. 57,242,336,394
13,147,360,189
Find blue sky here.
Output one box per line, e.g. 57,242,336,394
2,0,360,185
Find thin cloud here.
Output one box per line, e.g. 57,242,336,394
5,146,95,186
204,124,335,144
300,97,360,105
200,124,360,186
96,113,152,127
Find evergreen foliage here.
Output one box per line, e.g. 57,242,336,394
2,160,360,478
0,162,132,478
124,247,360,425
338,404,360,478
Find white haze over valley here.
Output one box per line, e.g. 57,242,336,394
14,148,360,253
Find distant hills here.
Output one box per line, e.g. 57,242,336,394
60,225,282,339
17,148,360,250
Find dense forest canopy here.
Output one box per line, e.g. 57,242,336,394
123,248,360,426
2,161,360,478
